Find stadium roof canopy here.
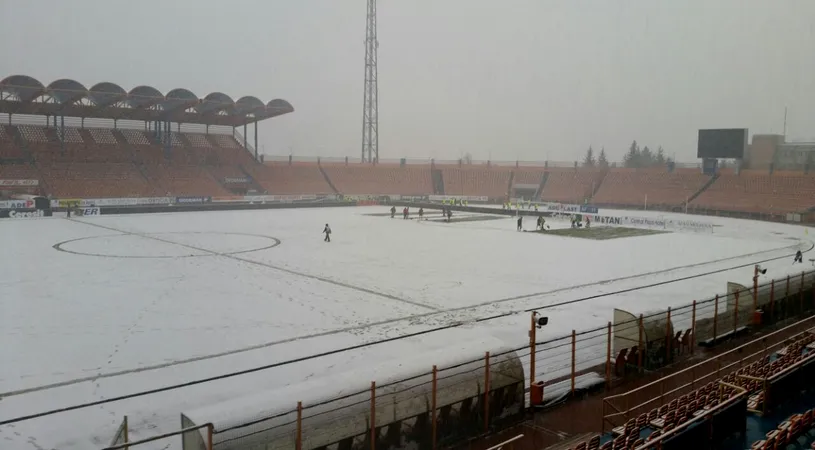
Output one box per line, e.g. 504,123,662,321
0,75,294,127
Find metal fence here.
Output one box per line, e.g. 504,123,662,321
261,154,707,170
107,269,815,449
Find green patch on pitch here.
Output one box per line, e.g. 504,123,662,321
529,226,670,240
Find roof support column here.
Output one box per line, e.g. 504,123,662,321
243,123,248,152
254,121,258,162
60,115,65,155
164,121,171,159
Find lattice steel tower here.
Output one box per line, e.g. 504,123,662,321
361,0,379,163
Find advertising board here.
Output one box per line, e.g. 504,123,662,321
175,196,212,204
0,179,39,186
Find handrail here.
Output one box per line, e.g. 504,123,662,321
605,315,815,402
602,315,815,432
101,423,213,450
485,434,525,450
632,383,747,450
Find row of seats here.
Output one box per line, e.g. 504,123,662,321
750,409,815,449
567,382,741,450
7,124,241,149
739,332,815,412
324,165,434,196
593,171,710,207
245,164,334,196
442,168,511,198
691,174,815,213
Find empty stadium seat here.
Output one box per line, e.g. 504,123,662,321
0,125,27,159
691,172,815,213
592,169,711,208
540,169,604,204
144,164,230,197
323,165,433,196
246,164,334,195
441,167,511,198
38,162,156,198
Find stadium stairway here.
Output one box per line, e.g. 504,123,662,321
9,126,34,164
432,168,444,194
592,171,609,198
319,165,340,194
536,172,550,199
687,173,719,204
238,165,265,192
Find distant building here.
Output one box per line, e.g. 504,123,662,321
744,134,814,172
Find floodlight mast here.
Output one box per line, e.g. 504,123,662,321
361,0,379,163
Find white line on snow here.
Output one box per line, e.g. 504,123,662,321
65,217,442,312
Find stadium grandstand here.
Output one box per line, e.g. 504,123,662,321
2,73,815,224
0,75,293,199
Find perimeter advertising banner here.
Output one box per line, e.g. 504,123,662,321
0,199,34,209
175,196,212,204
428,195,489,202
49,197,174,207
0,209,52,219
0,179,39,186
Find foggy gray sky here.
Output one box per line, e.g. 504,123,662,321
1,0,814,163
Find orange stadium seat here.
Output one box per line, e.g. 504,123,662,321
540,169,604,204
0,163,41,183
323,165,433,196
145,164,230,197
0,125,28,159
246,164,334,195
441,167,511,198
38,162,156,198
592,169,711,208
512,169,546,185
691,171,815,214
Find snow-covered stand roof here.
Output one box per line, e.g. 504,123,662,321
0,74,293,127
180,337,525,450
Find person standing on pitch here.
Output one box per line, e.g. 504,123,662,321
390,205,396,218
794,250,803,264
517,215,523,231
418,207,424,219
323,223,332,242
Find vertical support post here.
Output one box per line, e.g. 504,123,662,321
666,307,672,361
123,415,129,450
691,300,697,355
605,321,612,388
638,314,644,371
786,276,791,319
733,290,740,335
432,365,437,450
296,401,303,450
254,121,259,161
370,381,376,450
243,123,248,150
713,295,719,342
571,330,576,394
753,266,759,312
60,115,66,155
529,312,537,387
206,424,213,450
484,352,490,432
770,280,775,320
800,272,805,314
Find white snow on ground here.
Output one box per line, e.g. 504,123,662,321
0,206,811,450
